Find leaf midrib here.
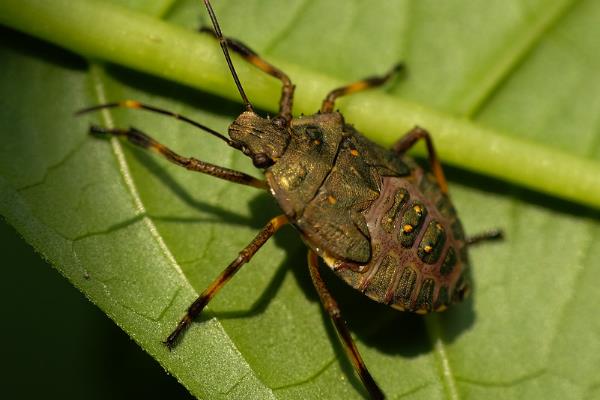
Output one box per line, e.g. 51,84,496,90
88,61,282,397
86,0,283,392
88,64,190,285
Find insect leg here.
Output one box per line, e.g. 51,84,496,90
467,229,504,245
307,250,385,400
321,63,404,113
165,215,289,349
200,28,295,123
89,125,268,189
392,126,448,194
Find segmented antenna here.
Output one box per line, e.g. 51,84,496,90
203,0,254,112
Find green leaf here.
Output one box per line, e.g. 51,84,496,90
1,0,599,399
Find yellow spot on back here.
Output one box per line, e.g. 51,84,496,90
327,195,337,205
313,140,321,145
403,224,413,233
123,100,141,109
424,245,433,253
413,205,422,214
350,149,359,156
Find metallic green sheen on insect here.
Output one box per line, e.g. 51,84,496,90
78,1,502,399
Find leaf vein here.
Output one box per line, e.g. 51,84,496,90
393,382,432,400
426,314,459,400
455,368,546,388
70,214,145,242
462,0,582,118
547,224,596,357
16,138,87,192
271,357,336,391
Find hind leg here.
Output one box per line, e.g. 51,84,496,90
307,250,384,400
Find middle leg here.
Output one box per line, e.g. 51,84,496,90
321,63,404,113
392,126,448,194
165,214,289,348
467,229,504,245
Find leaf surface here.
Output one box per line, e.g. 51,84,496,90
1,0,599,399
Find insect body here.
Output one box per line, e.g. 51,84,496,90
79,1,501,398
260,111,471,314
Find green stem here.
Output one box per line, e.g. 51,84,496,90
1,0,599,209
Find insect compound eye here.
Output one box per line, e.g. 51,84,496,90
305,125,323,144
252,153,273,168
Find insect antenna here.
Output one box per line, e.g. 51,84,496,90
75,100,236,146
203,0,254,112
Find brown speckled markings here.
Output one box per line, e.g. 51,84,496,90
329,167,470,314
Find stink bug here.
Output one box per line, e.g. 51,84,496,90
78,1,502,398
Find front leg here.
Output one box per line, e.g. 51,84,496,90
90,125,268,189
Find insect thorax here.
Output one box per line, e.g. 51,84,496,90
266,112,411,262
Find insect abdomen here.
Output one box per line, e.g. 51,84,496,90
330,171,469,313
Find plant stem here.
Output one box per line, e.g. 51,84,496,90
1,0,599,208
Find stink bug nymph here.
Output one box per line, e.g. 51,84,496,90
78,1,502,398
